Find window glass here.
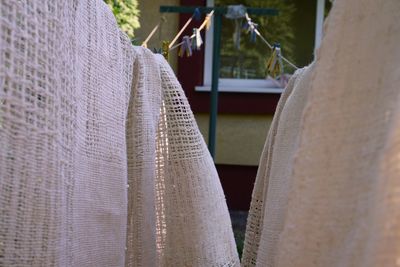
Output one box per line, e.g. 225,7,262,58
215,0,327,79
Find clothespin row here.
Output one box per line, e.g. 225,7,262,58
169,8,202,49
178,28,202,57
171,10,214,57
266,43,284,78
142,8,208,61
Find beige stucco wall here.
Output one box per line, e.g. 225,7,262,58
195,114,273,166
136,0,179,71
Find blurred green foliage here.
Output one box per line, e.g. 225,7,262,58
104,0,140,40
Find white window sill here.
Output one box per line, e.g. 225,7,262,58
195,86,284,94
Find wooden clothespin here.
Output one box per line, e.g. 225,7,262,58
191,28,203,51
178,36,192,57
162,41,170,60
249,22,258,43
244,13,258,43
266,43,284,78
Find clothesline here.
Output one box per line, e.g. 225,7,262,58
141,23,160,48
166,9,299,70
141,7,300,72
169,9,200,49
244,13,299,70
169,10,214,51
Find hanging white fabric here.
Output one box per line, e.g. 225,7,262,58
241,64,313,267
242,0,400,266
125,47,239,267
0,1,239,266
0,0,135,265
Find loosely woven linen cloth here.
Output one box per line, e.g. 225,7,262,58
125,48,239,267
243,0,400,266
0,0,239,266
153,54,238,267
241,64,313,267
0,0,134,265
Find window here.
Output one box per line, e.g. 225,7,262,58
195,0,330,93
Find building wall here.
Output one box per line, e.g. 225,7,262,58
196,114,273,211
195,114,272,166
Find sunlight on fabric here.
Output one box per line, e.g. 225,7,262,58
155,101,169,262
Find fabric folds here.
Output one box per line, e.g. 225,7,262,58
125,48,239,266
243,0,400,266
241,64,313,267
0,1,239,266
0,0,134,265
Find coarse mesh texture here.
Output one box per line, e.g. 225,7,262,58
156,55,239,267
254,65,314,267
125,47,162,267
245,0,400,266
274,0,400,265
0,1,75,265
0,0,134,265
241,65,311,267
72,0,134,266
125,47,240,267
1,1,239,265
